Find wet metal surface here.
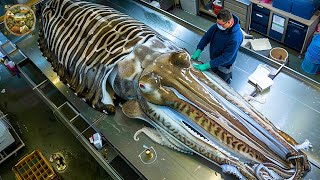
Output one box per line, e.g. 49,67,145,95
0,41,16,54
7,49,27,63
1,0,319,179
0,75,111,180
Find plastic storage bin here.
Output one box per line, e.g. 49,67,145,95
302,35,320,74
291,0,320,20
284,20,307,51
269,29,283,41
307,35,320,64
302,57,320,74
307,35,320,58
305,51,320,63
273,0,293,13
252,3,270,16
251,4,270,35
251,22,268,34
252,11,270,26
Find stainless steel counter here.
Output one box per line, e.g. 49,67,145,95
1,0,319,179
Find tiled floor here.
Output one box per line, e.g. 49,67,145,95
168,7,320,83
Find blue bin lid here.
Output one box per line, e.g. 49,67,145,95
294,0,320,4
311,35,320,48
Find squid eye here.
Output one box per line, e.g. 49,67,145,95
139,73,160,94
139,83,145,89
139,82,153,93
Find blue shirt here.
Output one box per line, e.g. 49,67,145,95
196,15,243,68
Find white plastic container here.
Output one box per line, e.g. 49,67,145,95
89,133,102,150
7,61,15,69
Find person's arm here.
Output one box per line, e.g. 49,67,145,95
209,40,240,68
196,25,216,51
192,25,216,60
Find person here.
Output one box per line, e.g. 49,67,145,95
192,9,243,84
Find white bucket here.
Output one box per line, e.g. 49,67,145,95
89,133,102,149
269,47,288,63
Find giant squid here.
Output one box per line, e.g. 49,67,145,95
38,0,312,179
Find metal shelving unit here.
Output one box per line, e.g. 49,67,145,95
0,110,25,164
0,41,26,165
199,0,217,17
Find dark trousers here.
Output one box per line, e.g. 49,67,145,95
211,68,232,84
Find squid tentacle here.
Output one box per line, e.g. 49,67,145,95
134,127,192,154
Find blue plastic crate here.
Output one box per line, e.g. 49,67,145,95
302,55,320,74
273,0,293,13
291,0,320,20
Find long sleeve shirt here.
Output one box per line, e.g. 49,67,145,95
197,15,243,68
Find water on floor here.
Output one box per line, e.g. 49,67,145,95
0,66,111,180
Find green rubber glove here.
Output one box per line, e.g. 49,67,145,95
193,63,211,71
191,49,201,60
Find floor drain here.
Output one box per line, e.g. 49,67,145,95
49,152,67,171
